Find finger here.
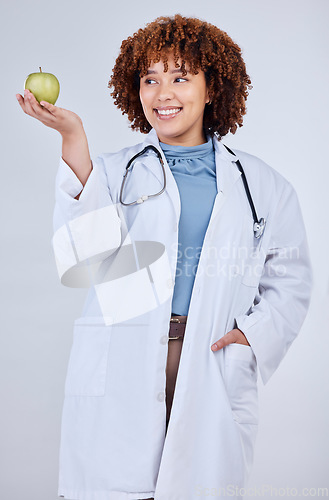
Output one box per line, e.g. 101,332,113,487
24,90,55,121
235,329,250,346
211,331,237,351
16,93,25,108
26,90,45,114
22,89,36,115
39,100,57,115
16,91,32,114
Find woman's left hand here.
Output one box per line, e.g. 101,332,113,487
211,328,250,351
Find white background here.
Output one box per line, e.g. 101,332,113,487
1,0,328,498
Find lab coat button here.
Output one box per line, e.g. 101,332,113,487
167,278,175,289
160,335,168,345
157,391,165,402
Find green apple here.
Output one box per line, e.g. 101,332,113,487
24,67,60,105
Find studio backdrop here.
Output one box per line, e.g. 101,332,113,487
1,0,328,499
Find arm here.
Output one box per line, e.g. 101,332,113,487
17,89,92,195
17,89,122,287
61,127,93,198
233,182,313,384
211,181,312,385
53,151,123,288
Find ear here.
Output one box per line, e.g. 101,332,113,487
205,87,211,105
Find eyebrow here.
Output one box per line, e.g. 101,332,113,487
145,68,190,75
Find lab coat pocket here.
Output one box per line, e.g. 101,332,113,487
64,318,112,397
223,343,258,424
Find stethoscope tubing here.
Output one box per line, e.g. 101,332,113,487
120,145,167,206
120,144,265,238
222,144,265,238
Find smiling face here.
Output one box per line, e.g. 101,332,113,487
139,51,210,146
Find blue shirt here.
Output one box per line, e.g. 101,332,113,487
159,137,217,315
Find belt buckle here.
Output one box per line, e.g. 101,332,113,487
170,317,182,340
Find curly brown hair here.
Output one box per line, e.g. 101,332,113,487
108,14,252,139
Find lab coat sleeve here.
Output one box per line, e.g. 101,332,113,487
52,155,122,287
235,181,313,385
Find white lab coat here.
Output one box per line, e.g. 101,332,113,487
53,128,312,500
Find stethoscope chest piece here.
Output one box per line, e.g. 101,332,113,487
253,218,266,239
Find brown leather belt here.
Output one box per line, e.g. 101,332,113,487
169,314,187,340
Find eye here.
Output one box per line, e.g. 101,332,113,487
175,77,188,83
144,78,157,84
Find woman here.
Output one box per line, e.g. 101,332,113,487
16,14,312,500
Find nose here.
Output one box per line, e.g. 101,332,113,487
156,81,175,101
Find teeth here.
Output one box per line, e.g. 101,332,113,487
156,108,181,115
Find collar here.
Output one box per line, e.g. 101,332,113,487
139,128,241,223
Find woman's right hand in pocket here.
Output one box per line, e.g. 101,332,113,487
16,89,83,137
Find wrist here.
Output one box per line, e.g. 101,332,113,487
60,118,85,141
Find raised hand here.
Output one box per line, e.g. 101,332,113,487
16,89,83,137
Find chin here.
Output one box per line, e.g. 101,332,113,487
154,127,185,138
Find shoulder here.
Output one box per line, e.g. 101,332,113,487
226,145,295,198
91,139,147,188
222,145,302,225
96,140,146,167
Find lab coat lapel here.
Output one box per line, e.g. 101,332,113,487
141,128,181,224
211,134,242,213
139,128,242,226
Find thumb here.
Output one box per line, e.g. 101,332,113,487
211,330,237,351
40,100,56,113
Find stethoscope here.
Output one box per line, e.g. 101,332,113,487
223,144,266,238
119,144,266,239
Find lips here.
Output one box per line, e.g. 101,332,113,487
154,107,182,119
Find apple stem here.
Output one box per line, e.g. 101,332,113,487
39,67,42,72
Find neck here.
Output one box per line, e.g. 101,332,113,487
158,129,208,147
